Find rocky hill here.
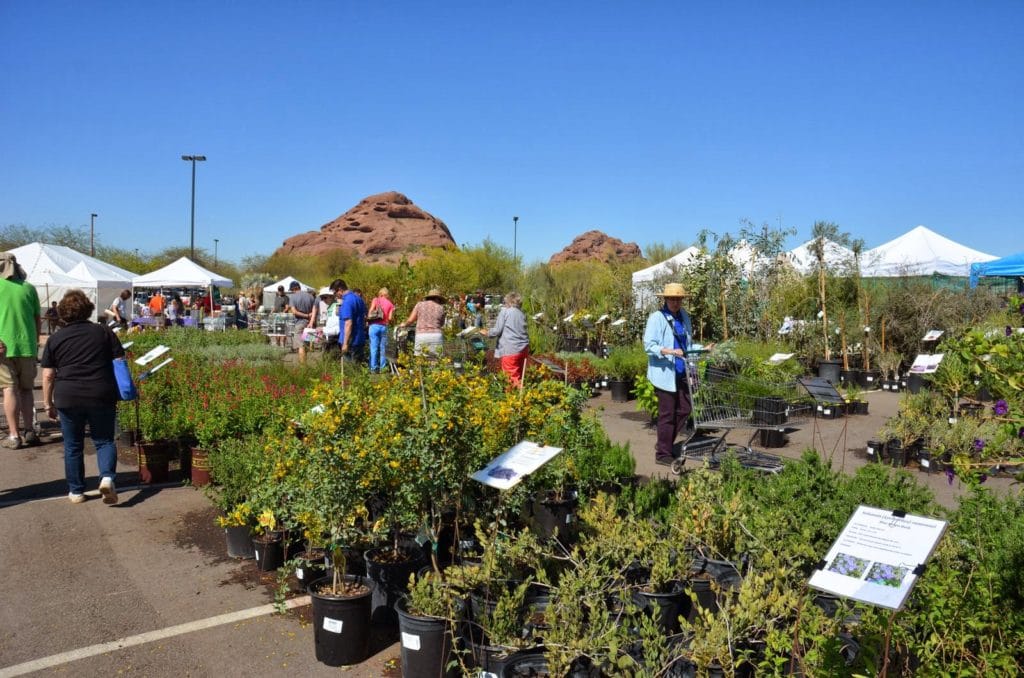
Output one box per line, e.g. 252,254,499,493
275,191,456,262
548,230,642,265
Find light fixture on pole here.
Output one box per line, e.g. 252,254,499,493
513,215,519,261
214,238,219,267
181,154,207,260
90,213,98,257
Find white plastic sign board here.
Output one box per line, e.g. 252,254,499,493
471,440,562,490
908,353,944,374
135,345,170,366
809,505,946,610
922,330,944,342
137,358,173,382
322,617,343,634
766,353,795,365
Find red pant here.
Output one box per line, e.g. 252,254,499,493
500,349,529,387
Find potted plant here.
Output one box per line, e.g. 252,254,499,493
808,221,851,384
877,351,902,392
603,345,647,402
842,382,869,415
396,571,462,678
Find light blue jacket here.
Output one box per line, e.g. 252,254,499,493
643,307,693,392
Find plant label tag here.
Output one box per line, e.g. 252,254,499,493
866,375,874,382
322,617,343,634
920,459,930,468
401,632,421,650
566,514,573,524
296,568,304,578
254,551,259,561
867,448,875,456
479,672,498,678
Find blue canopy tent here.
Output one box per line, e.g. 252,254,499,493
970,251,1024,289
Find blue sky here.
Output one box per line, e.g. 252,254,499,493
2,1,1021,266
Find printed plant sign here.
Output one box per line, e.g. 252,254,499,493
809,505,947,610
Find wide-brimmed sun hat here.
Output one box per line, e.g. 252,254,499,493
318,287,334,298
425,288,446,303
654,282,689,298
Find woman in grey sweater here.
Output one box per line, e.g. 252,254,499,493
487,291,529,387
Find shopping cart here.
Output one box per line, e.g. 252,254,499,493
669,359,816,475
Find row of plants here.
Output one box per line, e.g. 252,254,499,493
397,453,1023,675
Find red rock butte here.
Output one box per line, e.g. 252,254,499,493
276,191,456,263
549,230,642,265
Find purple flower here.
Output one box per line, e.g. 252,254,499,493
945,467,955,485
974,438,986,452
993,399,1008,416
979,473,988,484
1019,427,1024,439
1006,326,1013,337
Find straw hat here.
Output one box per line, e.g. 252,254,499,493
654,282,689,298
425,288,446,303
318,287,334,298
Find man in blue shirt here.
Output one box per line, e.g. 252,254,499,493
331,279,367,364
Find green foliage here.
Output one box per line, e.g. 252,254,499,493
600,344,648,380
632,376,658,419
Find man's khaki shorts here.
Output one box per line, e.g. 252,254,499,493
0,357,36,390
291,319,309,350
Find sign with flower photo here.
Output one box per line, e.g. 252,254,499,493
471,440,563,490
809,505,947,610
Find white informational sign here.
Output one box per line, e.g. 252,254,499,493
809,505,947,610
137,358,174,382
135,345,170,366
766,352,796,365
909,353,944,374
471,440,563,490
922,330,944,342
121,341,134,350
611,318,626,327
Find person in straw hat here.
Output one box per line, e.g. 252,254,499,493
399,288,446,357
643,282,699,466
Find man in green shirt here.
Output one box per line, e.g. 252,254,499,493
0,253,41,449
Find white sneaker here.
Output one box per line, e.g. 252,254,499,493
68,492,86,504
99,477,118,505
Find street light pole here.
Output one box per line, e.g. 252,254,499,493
214,238,219,267
90,213,98,257
181,155,207,260
513,215,519,261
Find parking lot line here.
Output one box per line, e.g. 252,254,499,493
0,595,311,677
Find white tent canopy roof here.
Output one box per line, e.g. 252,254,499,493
787,238,855,274
263,275,314,292
132,257,233,288
861,225,997,277
7,242,136,282
631,246,700,284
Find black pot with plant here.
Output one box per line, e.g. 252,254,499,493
308,574,375,666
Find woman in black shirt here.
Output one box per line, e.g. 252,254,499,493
41,290,124,504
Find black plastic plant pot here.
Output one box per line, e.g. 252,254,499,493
395,597,457,678
502,650,549,677
252,533,284,572
817,359,842,385
840,369,860,386
634,581,691,636
865,440,884,462
608,378,634,402
816,403,841,419
916,449,934,474
858,370,880,389
854,400,869,415
758,429,787,448
530,491,579,543
294,550,328,590
886,442,907,468
460,622,520,676
753,396,787,426
308,575,375,667
224,525,255,559
364,545,428,626
907,373,927,394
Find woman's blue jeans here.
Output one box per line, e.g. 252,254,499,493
368,323,389,372
58,404,117,494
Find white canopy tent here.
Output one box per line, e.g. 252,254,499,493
787,239,855,275
631,247,700,308
132,257,234,288
262,275,314,309
6,242,137,321
861,225,997,278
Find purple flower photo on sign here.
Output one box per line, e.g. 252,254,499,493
827,553,870,578
865,562,909,588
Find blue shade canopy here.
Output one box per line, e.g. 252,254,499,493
970,251,1024,288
